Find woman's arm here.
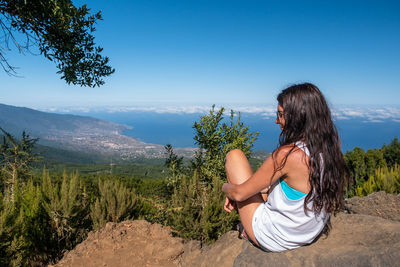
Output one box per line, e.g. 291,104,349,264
222,146,292,202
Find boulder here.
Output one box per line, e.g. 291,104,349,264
180,231,244,267
234,213,400,267
344,191,400,221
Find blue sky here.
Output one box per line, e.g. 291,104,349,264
1,0,399,108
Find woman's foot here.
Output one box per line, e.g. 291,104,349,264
237,223,249,240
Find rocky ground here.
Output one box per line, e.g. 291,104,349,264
51,192,400,267
344,191,400,221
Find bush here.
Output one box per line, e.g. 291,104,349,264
41,170,90,257
344,137,399,196
167,106,258,243
0,180,53,266
355,164,400,196
90,179,139,230
0,168,151,265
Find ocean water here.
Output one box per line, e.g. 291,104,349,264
77,111,400,153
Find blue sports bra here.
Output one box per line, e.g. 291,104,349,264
280,179,307,200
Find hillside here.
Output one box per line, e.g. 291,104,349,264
0,103,128,137
0,103,195,160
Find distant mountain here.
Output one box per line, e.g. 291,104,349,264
0,103,195,160
0,103,130,134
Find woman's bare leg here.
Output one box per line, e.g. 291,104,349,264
225,149,264,245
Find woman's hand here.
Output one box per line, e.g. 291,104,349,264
224,196,237,213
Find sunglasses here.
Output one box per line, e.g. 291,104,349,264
276,110,284,119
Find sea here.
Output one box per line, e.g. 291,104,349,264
69,110,400,153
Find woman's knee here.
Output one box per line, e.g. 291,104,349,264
225,149,246,164
225,149,252,184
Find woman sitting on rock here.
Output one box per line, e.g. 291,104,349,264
222,83,347,252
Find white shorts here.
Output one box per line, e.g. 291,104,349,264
251,203,272,252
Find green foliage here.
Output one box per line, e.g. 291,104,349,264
0,180,53,266
167,106,257,243
170,171,205,240
169,168,239,244
164,144,184,176
383,137,400,168
345,137,400,197
163,145,185,196
0,169,160,266
170,172,239,243
0,168,92,266
0,193,13,266
344,147,367,186
192,106,259,183
0,128,39,201
355,165,400,197
200,176,239,242
0,173,90,266
90,179,138,230
34,160,168,179
132,177,172,203
0,0,114,86
41,170,90,255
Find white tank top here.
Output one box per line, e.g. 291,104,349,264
252,141,329,252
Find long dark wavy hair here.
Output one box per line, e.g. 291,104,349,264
274,83,347,214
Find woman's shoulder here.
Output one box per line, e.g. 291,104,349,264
273,144,309,168
274,144,294,154
274,144,307,157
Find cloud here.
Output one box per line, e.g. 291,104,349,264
37,105,400,122
40,107,92,113
106,106,213,114
363,119,385,123
333,106,400,122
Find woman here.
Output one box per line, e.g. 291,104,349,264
222,83,347,252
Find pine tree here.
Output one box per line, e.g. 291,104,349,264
0,128,39,202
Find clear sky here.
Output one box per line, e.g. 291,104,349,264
1,0,399,108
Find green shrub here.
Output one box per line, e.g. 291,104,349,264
41,170,90,256
0,180,53,266
355,164,400,196
167,106,257,243
90,179,138,230
345,137,399,196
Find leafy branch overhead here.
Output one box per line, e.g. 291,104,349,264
0,0,114,87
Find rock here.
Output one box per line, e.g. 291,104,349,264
234,213,400,267
180,231,244,267
344,191,400,221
